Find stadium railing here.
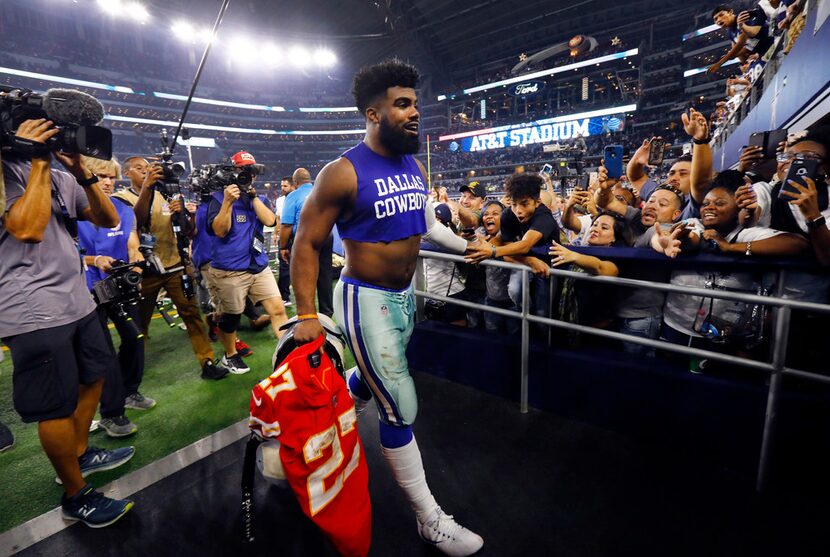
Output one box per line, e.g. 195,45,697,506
414,248,830,492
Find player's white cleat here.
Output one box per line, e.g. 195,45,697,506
417,506,483,556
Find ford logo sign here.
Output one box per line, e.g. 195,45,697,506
509,81,545,97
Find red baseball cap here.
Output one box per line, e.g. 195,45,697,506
231,151,257,166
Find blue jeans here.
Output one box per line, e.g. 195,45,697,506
618,315,661,358
484,297,519,335
508,270,552,335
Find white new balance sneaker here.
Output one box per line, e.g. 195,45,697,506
417,507,483,556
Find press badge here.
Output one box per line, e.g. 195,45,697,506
252,233,264,255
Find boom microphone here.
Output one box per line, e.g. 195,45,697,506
41,88,105,126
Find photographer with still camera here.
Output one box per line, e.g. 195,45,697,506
1,101,135,526
114,156,227,380
77,155,154,438
206,151,288,375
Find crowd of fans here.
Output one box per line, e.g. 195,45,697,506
420,95,829,378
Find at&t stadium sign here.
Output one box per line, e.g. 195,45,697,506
439,104,634,153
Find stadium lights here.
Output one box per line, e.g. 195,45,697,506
96,0,120,15
436,48,639,99
313,49,337,68
126,1,150,24
0,66,355,113
261,44,282,67
682,24,721,41
229,38,258,62
97,0,149,24
104,115,365,136
289,46,312,67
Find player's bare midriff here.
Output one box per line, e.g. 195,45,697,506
341,236,421,290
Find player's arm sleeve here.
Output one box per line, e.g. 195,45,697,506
422,201,467,254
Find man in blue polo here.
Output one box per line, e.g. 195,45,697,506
207,151,288,374
278,167,334,316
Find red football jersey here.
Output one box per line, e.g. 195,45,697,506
249,335,372,557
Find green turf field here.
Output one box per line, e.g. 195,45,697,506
0,292,354,533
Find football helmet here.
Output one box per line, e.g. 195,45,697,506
273,314,347,380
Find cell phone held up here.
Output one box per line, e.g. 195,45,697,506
749,129,788,160
603,145,624,179
778,158,819,200
647,138,666,166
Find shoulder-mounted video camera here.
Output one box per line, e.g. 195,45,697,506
0,86,112,160
186,163,262,198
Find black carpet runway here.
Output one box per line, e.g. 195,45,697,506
17,371,830,557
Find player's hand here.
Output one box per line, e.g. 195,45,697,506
280,249,290,264
168,199,184,213
737,10,750,27
142,164,165,191
293,318,325,345
464,237,494,264
224,185,241,204
707,62,722,75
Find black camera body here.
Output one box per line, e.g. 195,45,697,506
0,87,112,160
186,164,256,197
92,261,143,307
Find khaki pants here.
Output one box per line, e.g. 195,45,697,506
139,270,214,365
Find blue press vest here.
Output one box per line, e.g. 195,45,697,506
191,203,213,269
78,198,134,291
338,142,427,243
207,193,270,272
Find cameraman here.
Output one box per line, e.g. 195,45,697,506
77,156,153,438
207,151,288,374
0,118,135,526
114,156,226,380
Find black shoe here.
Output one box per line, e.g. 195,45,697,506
0,422,14,453
201,359,229,380
205,314,218,342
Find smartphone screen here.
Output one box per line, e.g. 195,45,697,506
779,159,819,199
541,163,553,175
604,145,624,179
648,139,666,166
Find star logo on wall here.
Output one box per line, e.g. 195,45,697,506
518,53,528,61
611,36,621,46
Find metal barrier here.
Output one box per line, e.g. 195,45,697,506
414,249,830,491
